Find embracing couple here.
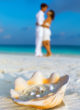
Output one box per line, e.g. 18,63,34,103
35,3,55,57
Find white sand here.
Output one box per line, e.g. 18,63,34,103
0,54,80,110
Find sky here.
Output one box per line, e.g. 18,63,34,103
0,0,80,45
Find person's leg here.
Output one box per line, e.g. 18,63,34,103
43,41,48,56
35,37,43,56
47,41,52,56
38,36,43,56
35,31,43,56
42,41,46,50
42,41,48,55
43,41,52,56
35,35,39,56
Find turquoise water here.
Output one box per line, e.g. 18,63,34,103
0,45,80,55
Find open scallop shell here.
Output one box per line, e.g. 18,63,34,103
10,72,69,109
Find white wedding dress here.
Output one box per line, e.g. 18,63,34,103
43,23,51,41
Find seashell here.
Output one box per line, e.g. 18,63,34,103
49,84,54,91
27,71,45,85
48,73,60,84
15,77,28,92
39,87,44,92
30,91,36,96
36,94,41,98
10,89,19,99
11,74,69,109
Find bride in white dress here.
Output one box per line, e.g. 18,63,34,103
42,10,55,56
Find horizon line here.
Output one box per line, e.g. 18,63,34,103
0,44,80,47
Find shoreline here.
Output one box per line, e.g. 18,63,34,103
0,52,80,58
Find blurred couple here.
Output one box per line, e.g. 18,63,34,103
35,3,55,57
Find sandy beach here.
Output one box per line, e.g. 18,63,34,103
0,54,80,110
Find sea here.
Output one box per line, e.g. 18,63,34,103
0,45,80,55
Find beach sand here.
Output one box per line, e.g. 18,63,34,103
0,54,80,110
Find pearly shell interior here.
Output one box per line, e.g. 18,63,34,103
17,84,57,101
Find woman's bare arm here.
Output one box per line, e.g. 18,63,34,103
41,18,49,28
36,18,51,28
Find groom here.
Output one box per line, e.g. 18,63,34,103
35,3,48,57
